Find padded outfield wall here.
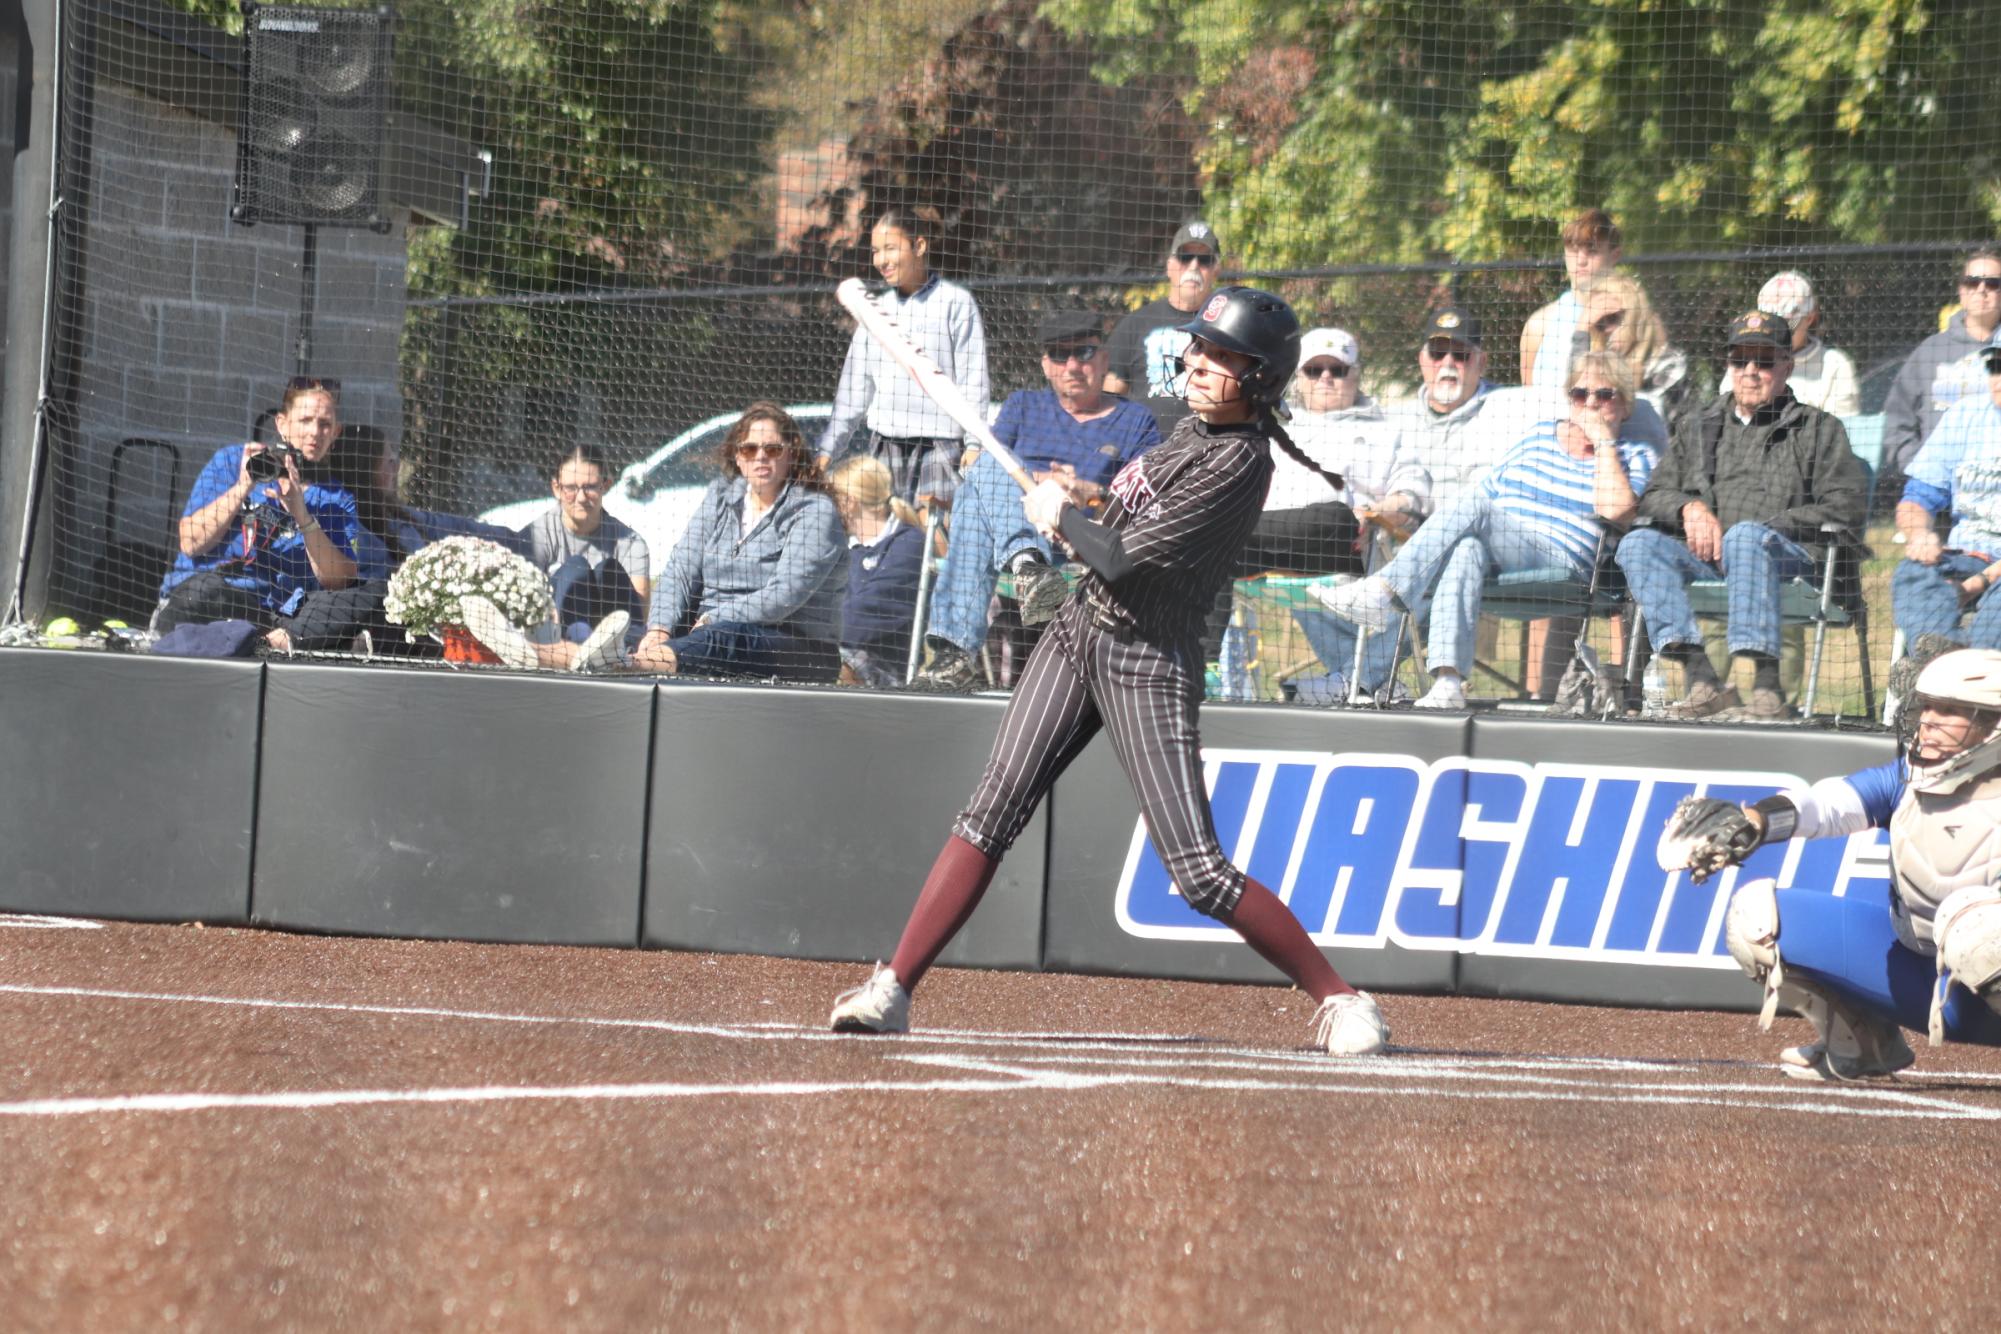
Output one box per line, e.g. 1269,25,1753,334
0,648,1896,1013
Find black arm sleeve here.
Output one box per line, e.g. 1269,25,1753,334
1750,794,1799,845
1059,506,1137,582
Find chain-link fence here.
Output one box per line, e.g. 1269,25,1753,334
18,0,2001,723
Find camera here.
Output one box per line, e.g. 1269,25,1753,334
245,441,299,481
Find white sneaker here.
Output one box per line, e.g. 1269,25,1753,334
1309,575,1398,632
1314,990,1390,1056
1415,675,1467,710
830,964,910,1034
571,610,631,673
459,595,537,670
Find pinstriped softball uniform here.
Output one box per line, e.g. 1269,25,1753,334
953,418,1275,916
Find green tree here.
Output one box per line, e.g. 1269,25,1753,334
1040,0,2001,266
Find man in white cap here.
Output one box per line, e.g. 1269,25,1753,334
1270,326,1430,700
1719,271,1860,416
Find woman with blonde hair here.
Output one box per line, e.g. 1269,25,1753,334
1582,273,1689,428
828,454,927,686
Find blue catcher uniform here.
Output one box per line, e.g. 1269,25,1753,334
1744,758,2001,1051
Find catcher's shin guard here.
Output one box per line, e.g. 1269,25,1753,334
1724,878,1788,1030
1932,885,2001,1042
1727,879,1915,1078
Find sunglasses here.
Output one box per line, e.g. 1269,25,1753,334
735,442,790,459
1727,350,1782,370
1173,251,1219,267
1043,343,1103,365
286,375,340,393
1424,339,1476,362
555,481,606,497
1300,362,1352,380
1567,386,1619,404
1961,276,2001,292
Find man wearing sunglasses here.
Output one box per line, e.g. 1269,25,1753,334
1105,220,1223,434
912,307,1161,690
1617,311,1868,720
1889,343,2001,656
1882,246,2001,505
1392,307,1518,509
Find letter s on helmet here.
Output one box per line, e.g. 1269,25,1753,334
1178,286,1301,410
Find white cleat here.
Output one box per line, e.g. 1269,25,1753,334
1309,575,1398,633
571,610,631,673
1314,990,1390,1056
830,964,911,1034
459,595,538,670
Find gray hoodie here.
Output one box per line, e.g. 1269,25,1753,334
1272,396,1430,514
1883,311,1997,479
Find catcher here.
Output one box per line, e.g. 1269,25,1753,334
1656,645,2001,1080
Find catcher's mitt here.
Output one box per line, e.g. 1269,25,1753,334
1655,795,1761,883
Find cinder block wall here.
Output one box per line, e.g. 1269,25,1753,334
54,76,408,598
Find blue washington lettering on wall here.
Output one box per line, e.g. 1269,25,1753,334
1113,750,1891,966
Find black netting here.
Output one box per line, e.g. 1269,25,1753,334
22,0,2001,722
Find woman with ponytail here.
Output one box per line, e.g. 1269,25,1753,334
828,454,927,687
828,287,1393,1060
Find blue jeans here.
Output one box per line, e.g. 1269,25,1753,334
1890,553,2001,649
1616,522,1813,659
1774,884,2001,1046
1293,607,1408,693
1378,489,1590,677
926,452,1051,654
549,554,645,643
668,621,841,683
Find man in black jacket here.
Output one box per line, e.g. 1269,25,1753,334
1615,310,1868,719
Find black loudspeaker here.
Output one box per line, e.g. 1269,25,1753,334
232,4,395,230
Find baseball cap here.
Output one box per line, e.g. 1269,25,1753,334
1726,309,1792,350
1037,307,1103,346
1171,220,1223,258
1420,307,1482,346
1757,271,1817,323
1300,327,1360,368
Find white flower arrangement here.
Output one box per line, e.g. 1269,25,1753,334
383,536,553,636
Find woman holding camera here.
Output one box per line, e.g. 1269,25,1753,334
157,376,377,652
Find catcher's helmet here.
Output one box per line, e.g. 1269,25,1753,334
1177,286,1301,410
1905,648,2001,792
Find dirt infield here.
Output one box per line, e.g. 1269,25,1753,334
0,917,1996,1330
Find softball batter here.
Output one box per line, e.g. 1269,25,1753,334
830,287,1391,1057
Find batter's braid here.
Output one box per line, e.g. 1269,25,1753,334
1264,415,1344,495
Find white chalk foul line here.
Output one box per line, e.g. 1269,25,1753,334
0,915,103,930
2,979,1998,1121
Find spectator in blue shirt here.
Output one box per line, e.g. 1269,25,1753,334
156,377,377,653
828,454,927,687
1311,351,1655,709
910,306,1162,690
631,403,848,682
1890,343,2001,652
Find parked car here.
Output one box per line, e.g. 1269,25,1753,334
479,404,836,576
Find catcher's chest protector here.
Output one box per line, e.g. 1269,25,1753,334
1889,771,2001,950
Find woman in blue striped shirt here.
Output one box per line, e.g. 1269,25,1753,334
1310,350,1657,708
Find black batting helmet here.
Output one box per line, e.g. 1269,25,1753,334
1177,286,1301,410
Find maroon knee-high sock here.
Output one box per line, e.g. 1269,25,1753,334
888,835,1001,991
1227,877,1353,1003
